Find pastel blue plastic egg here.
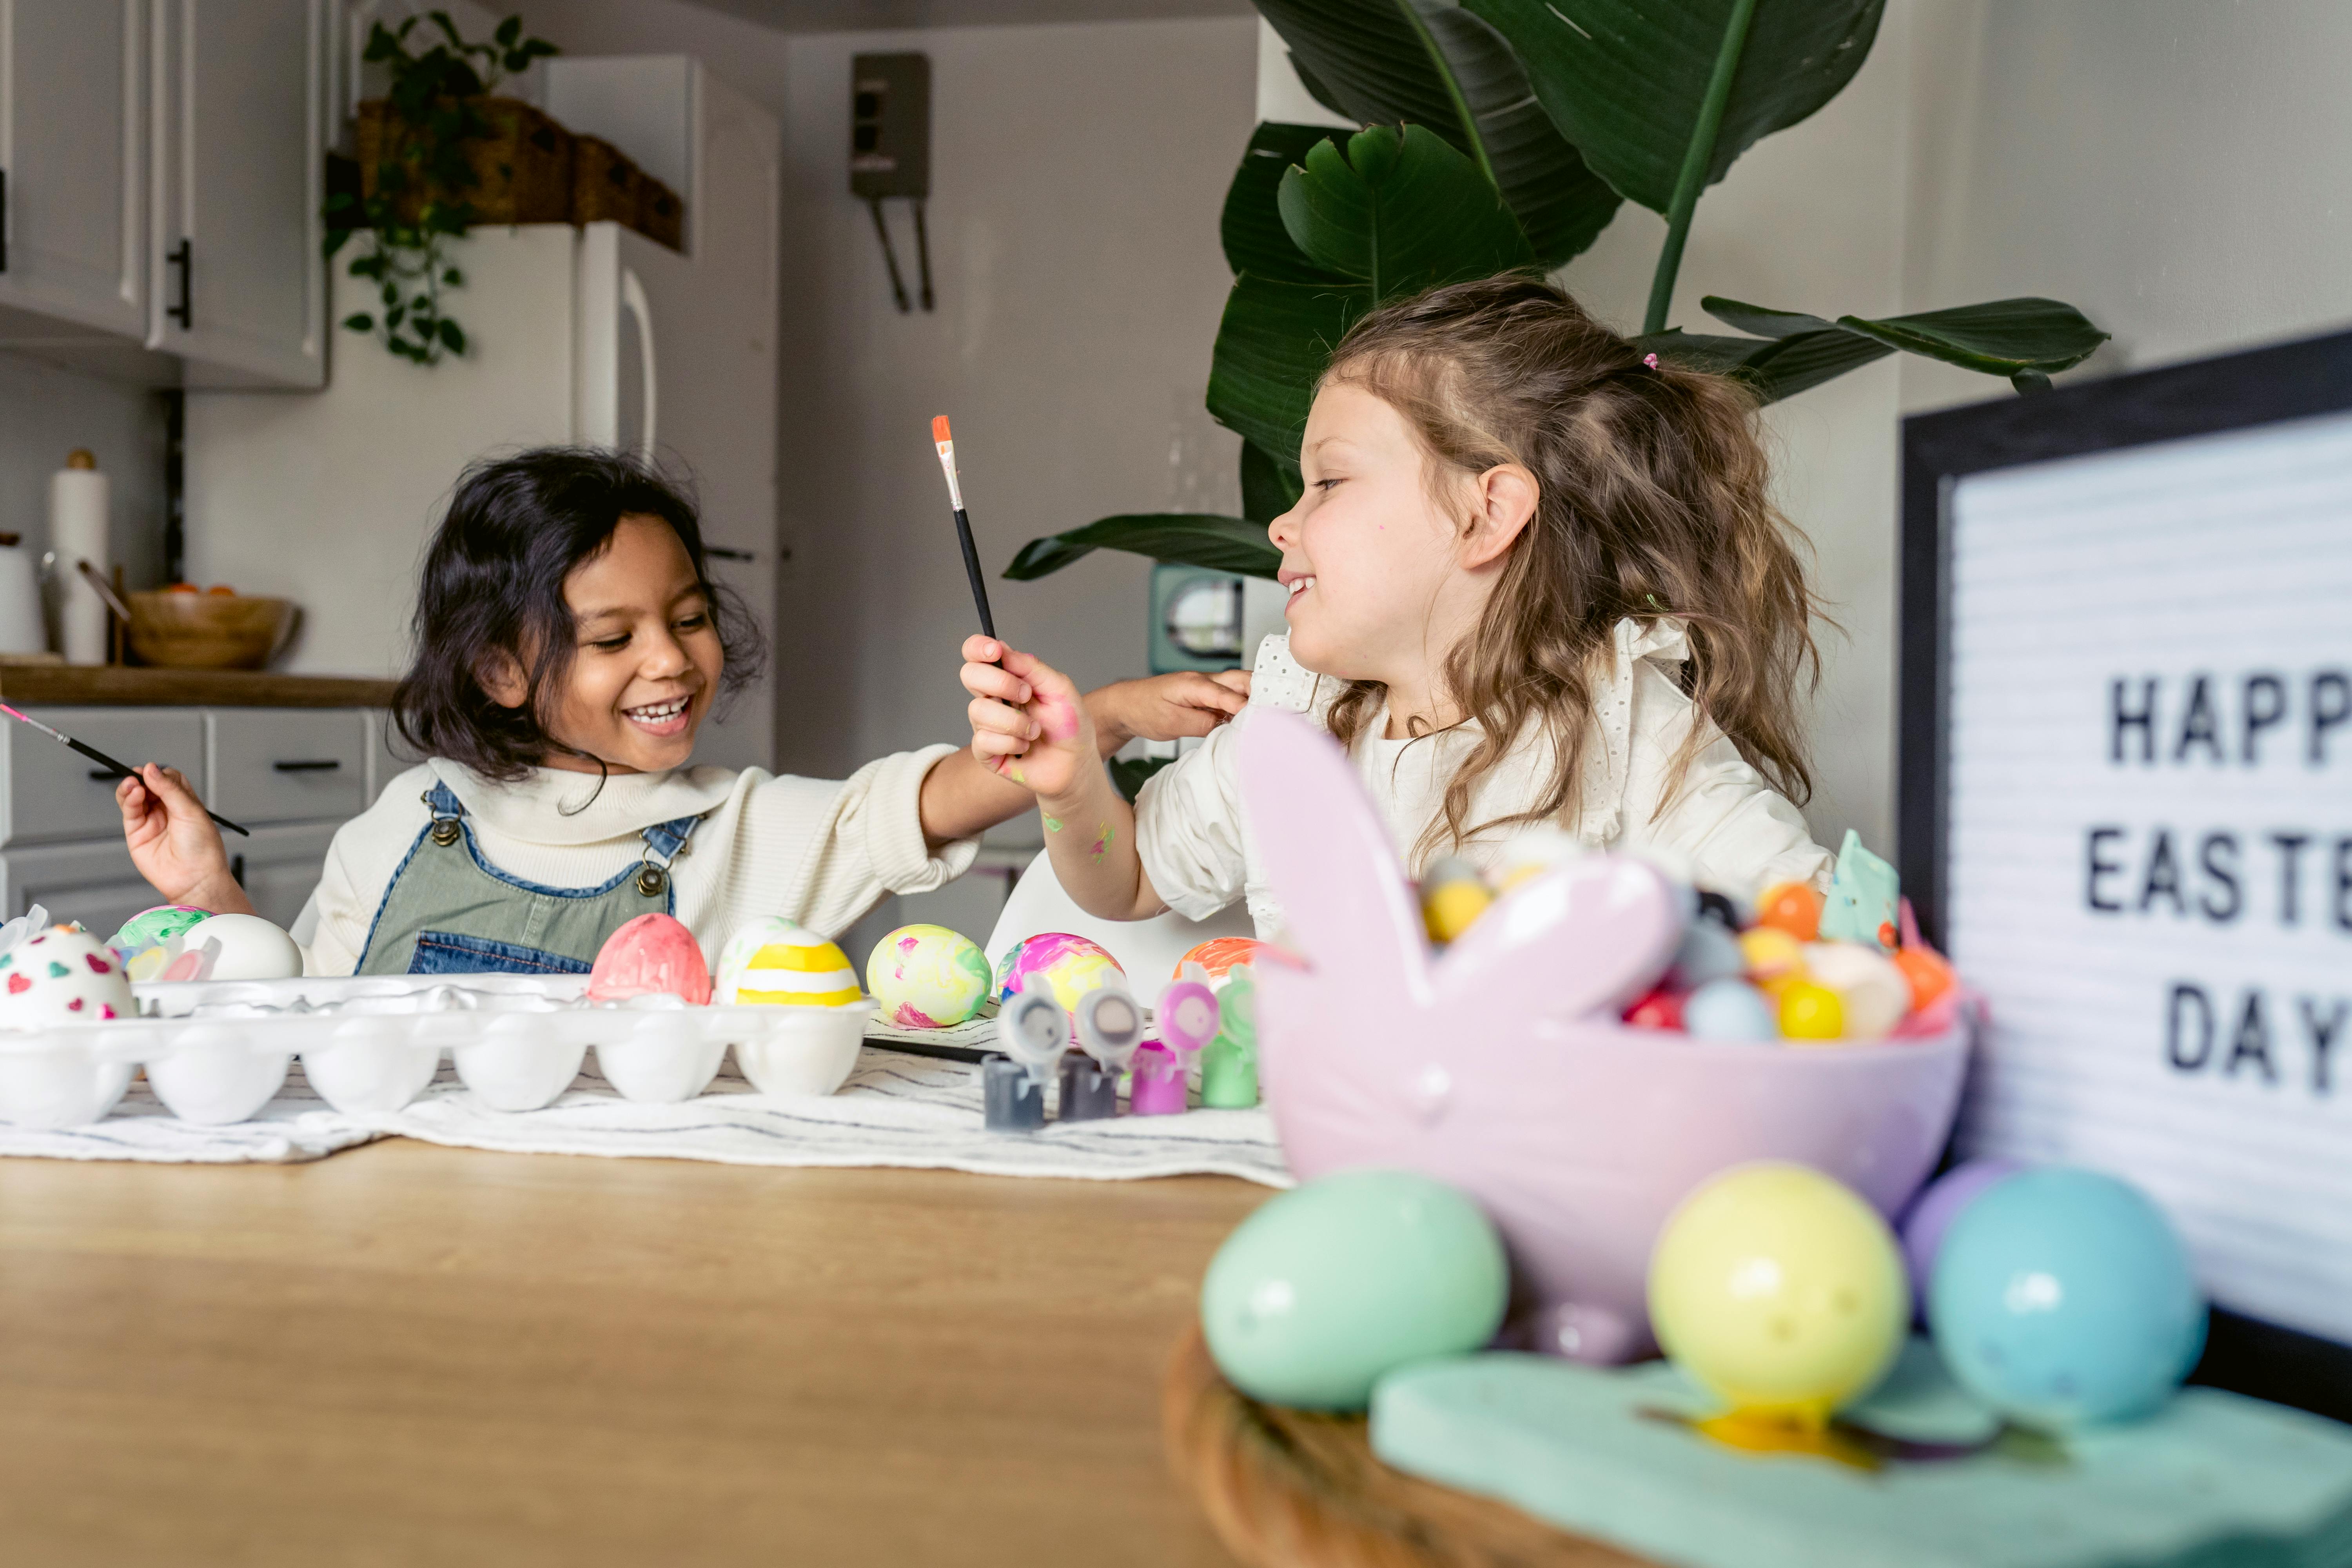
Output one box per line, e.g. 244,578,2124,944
1672,919,1748,989
1929,1167,2206,1430
1201,1169,1508,1410
1682,978,1777,1041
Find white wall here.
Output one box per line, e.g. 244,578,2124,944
1898,0,2352,410
0,356,166,606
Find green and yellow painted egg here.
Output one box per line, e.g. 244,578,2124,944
716,917,860,1007
866,924,991,1029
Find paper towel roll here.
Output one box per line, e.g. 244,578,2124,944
49,450,109,665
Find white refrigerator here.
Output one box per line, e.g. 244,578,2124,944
185,58,780,774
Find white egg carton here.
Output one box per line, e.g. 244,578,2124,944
0,973,874,1130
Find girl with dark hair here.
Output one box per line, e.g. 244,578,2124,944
958,276,1833,936
113,447,1245,975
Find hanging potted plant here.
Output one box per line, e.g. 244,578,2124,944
323,12,562,365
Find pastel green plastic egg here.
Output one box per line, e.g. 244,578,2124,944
1200,1169,1508,1410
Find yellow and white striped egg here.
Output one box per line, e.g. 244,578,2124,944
716,917,861,1007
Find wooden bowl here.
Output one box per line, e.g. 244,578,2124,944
126,592,296,670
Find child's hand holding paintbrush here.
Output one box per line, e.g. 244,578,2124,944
115,764,259,918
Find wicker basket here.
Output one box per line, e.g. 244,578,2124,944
637,174,684,252
355,97,573,225
571,135,643,226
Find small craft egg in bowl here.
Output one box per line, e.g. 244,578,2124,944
715,916,873,1097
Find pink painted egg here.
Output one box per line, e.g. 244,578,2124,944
588,913,712,1005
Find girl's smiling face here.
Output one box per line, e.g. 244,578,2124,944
492,513,723,774
1267,380,1541,732
1271,383,1476,685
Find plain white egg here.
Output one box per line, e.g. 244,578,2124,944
186,913,304,981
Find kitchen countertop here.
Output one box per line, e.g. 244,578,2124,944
0,664,398,708
0,1142,1263,1566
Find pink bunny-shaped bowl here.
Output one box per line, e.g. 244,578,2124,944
1237,710,1970,1364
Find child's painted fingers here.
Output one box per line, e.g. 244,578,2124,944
994,645,1077,697
960,660,1034,706
968,696,1041,743
972,730,1030,768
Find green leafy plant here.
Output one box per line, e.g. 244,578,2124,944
1008,0,2109,584
323,12,557,365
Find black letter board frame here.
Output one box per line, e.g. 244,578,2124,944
1899,326,2352,1424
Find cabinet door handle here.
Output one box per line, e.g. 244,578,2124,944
1,167,9,274
272,759,342,773
167,240,193,329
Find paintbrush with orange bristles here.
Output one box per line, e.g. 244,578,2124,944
931,416,997,639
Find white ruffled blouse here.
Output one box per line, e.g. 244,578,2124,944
1134,622,1833,938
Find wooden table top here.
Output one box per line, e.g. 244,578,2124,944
0,1141,1270,1566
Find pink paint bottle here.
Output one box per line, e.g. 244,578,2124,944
1133,972,1220,1116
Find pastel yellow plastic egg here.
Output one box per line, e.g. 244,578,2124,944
1648,1162,1909,1429
1777,980,1845,1041
1739,926,1806,986
1421,878,1494,945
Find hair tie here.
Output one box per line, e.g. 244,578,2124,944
1642,353,1661,371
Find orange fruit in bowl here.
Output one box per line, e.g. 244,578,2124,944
206,584,236,596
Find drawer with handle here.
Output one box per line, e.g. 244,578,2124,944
206,710,368,827
0,708,208,848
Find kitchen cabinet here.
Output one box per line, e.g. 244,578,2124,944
0,0,147,340
0,0,323,387
148,0,325,388
0,704,379,945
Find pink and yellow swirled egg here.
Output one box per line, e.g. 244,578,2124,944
866,923,991,1029
994,931,1124,1018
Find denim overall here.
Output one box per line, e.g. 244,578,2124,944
355,782,705,976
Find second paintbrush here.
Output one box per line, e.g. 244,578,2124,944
930,415,997,639
0,703,249,837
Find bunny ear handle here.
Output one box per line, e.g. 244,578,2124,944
1234,710,1433,1006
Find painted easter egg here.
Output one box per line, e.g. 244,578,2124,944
1802,942,1911,1042
866,923,991,1028
993,931,1123,1018
588,913,711,1005
717,917,860,1007
1201,1169,1508,1410
174,913,303,981
1930,1168,2206,1430
1755,880,1823,941
0,925,132,1025
1649,1162,1909,1425
1173,936,1270,991
109,904,212,981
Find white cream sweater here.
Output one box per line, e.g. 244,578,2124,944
293,746,976,975
1137,623,1833,937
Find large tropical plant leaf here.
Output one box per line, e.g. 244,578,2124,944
1256,0,1619,266
1641,295,2110,403
1241,439,1304,526
1278,124,1536,296
1206,274,1368,460
1222,122,1347,283
1002,513,1280,581
1703,294,2109,392
1462,0,1885,215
